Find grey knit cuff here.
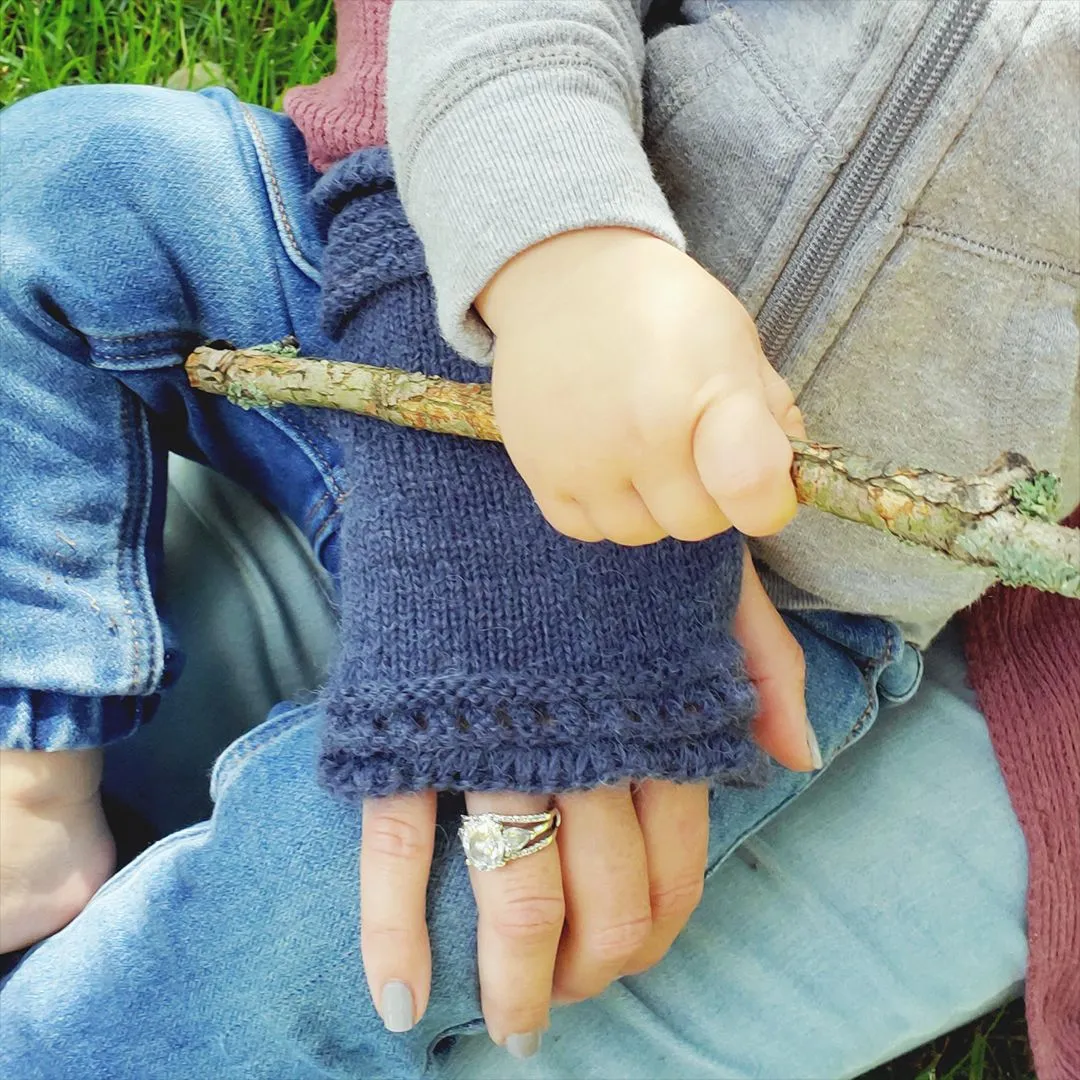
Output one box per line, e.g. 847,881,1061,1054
393,62,686,362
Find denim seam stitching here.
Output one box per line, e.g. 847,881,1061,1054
132,400,160,692
117,395,144,694
237,102,322,285
88,334,192,368
304,490,333,531
211,706,317,797
127,396,161,693
845,670,879,743
88,328,193,344
259,408,346,506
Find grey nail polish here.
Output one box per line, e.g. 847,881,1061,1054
380,981,415,1033
505,1031,542,1059
805,719,824,770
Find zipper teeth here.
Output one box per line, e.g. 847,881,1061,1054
756,0,984,359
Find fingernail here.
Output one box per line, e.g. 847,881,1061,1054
380,981,415,1033
805,719,824,770
505,1031,542,1059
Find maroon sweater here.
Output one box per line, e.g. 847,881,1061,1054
283,7,1080,1074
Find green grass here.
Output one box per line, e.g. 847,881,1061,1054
1,0,336,108
860,1001,1034,1080
1,4,1035,1078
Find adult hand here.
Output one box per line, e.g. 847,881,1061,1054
357,554,817,1055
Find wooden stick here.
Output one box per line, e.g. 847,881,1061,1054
186,340,1079,597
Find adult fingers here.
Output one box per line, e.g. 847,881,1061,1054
551,784,652,1002
734,550,818,771
465,791,564,1057
360,791,437,1032
622,779,709,977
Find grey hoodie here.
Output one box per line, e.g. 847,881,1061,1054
387,0,1079,646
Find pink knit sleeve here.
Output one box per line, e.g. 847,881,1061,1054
283,0,390,172
962,507,1080,1080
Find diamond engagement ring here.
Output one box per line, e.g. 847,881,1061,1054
459,810,561,872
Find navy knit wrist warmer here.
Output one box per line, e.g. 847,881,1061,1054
315,149,763,800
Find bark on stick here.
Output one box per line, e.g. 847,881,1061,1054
186,341,1079,597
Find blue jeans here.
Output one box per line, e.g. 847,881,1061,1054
0,85,1025,1078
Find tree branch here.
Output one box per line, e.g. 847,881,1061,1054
186,340,1079,597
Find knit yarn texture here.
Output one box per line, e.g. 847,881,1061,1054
963,508,1080,1080
314,149,762,800
283,0,390,172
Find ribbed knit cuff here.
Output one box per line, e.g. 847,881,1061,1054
282,0,390,171
321,669,763,802
393,63,686,362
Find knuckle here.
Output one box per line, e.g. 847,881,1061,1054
669,522,711,542
776,637,807,687
607,523,666,547
547,513,601,543
490,892,566,943
587,912,653,963
776,401,806,440
781,402,803,427
551,971,611,1005
364,814,429,863
650,875,705,923
361,923,414,956
621,943,670,979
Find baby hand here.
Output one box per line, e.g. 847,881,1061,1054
478,228,804,544
0,748,116,953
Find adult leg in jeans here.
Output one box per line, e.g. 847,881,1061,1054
91,464,1030,1080
118,474,1030,1080
0,85,1026,1079
111,480,1031,1079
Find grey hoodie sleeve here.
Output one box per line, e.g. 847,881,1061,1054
386,0,686,361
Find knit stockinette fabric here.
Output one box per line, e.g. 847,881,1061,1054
282,0,390,172
963,508,1080,1080
314,149,762,800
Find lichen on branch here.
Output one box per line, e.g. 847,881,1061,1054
186,340,1079,598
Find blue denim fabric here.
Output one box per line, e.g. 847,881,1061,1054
1,628,1028,1080
0,83,1016,1079
0,84,343,749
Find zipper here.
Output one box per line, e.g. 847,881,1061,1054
755,0,986,372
